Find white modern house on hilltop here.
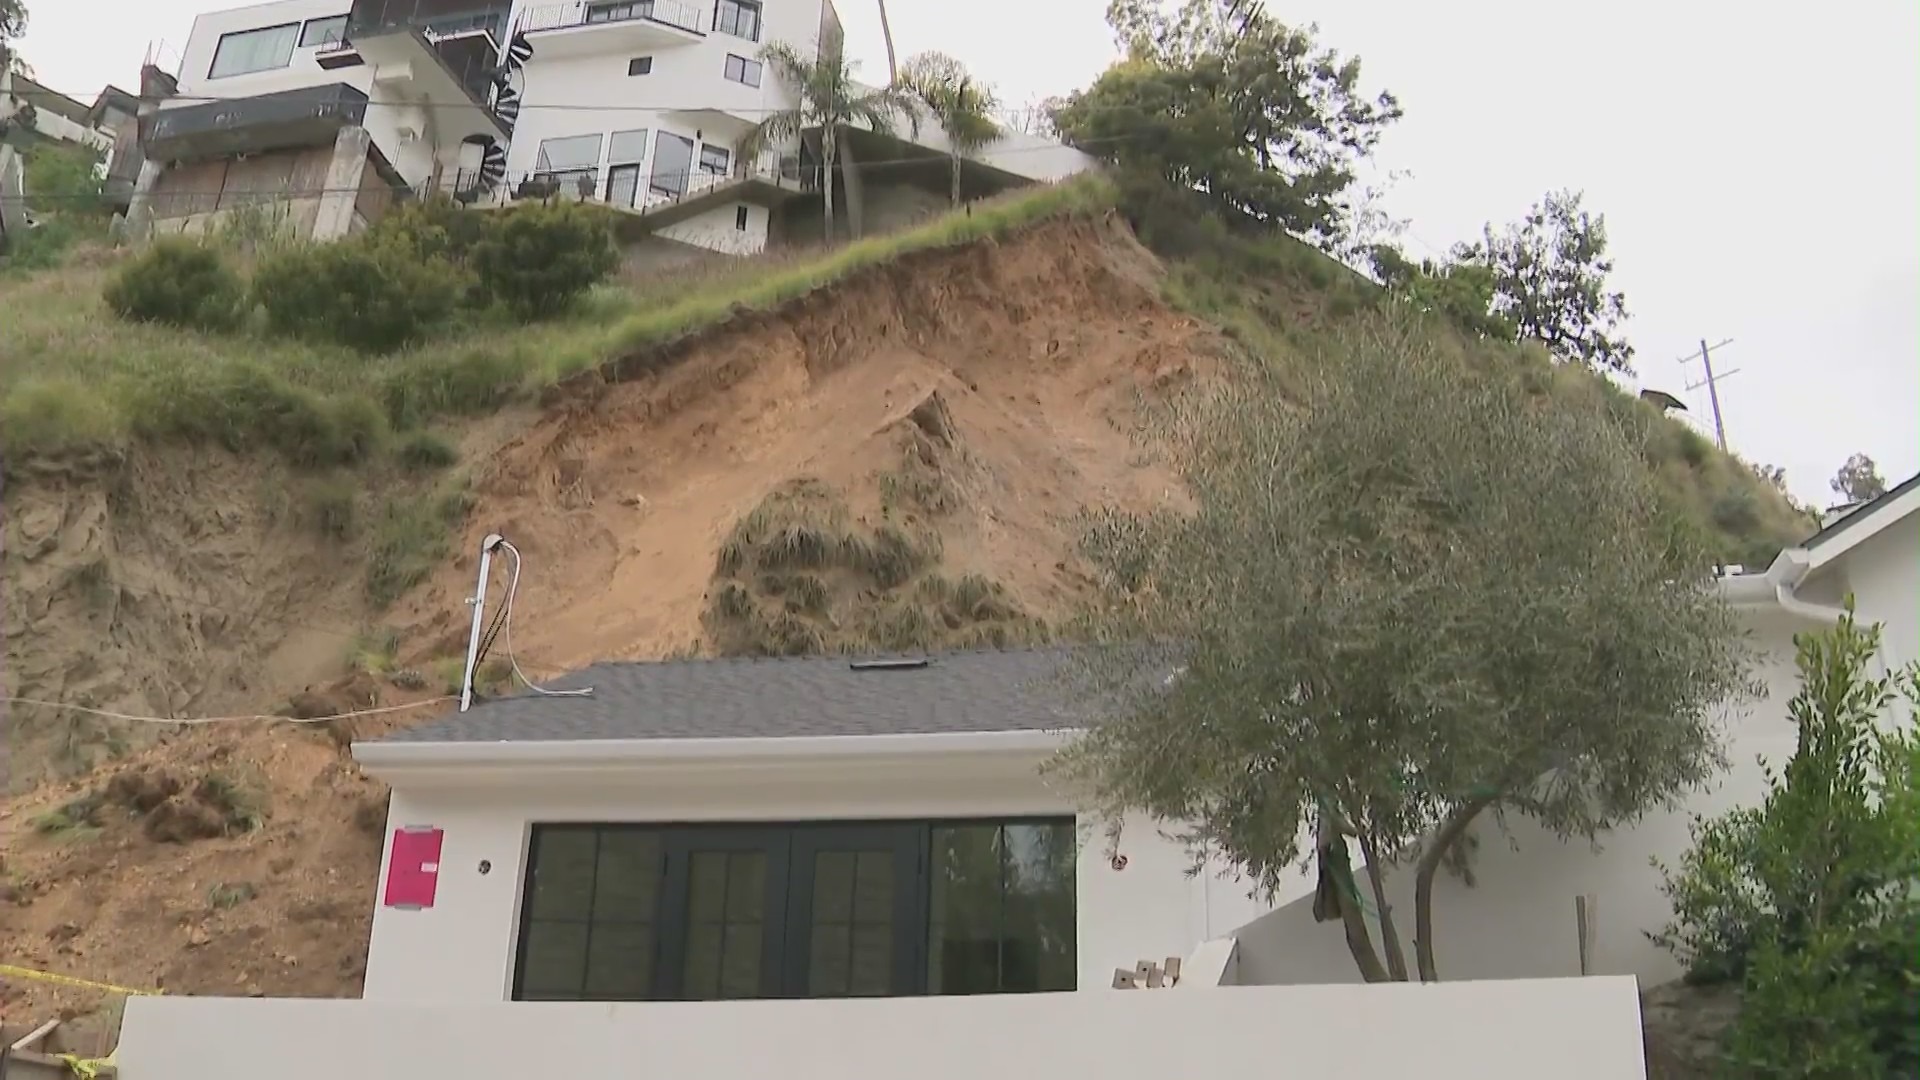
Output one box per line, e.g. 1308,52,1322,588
126,0,1095,255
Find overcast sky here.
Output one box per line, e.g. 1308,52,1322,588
19,0,1918,508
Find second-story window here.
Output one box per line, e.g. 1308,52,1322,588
587,1,654,24
722,53,762,88
698,145,731,176
298,15,348,49
208,22,301,79
713,0,761,41
628,56,654,76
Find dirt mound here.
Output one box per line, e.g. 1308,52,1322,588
0,211,1210,1025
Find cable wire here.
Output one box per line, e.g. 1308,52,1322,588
0,695,453,726
495,539,593,699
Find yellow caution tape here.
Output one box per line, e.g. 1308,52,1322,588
57,1051,116,1079
0,964,162,997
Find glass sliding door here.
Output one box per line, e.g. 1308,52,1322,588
786,826,921,997
650,132,694,198
513,818,1076,1003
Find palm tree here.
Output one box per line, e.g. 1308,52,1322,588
900,52,1001,207
742,41,919,244
876,0,898,84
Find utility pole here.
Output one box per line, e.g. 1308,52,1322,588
1681,338,1739,451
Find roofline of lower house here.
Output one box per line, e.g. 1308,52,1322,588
351,727,1078,777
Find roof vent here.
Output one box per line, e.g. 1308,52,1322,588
849,658,930,671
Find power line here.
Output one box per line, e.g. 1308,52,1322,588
0,694,453,726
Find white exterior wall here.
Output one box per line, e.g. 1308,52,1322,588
362,747,1278,1002
501,0,827,252
118,977,1651,1080
1232,530,1920,988
163,0,446,187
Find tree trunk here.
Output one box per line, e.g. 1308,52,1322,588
1413,797,1494,982
1326,849,1390,983
949,155,962,206
821,130,836,244
1357,834,1410,981
877,0,899,84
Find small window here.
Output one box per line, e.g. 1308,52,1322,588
299,15,349,48
734,205,749,230
722,53,762,88
698,145,731,176
208,22,302,78
713,0,761,41
627,56,653,76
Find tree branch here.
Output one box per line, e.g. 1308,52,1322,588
1413,795,1494,981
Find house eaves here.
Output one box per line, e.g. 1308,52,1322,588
351,728,1075,784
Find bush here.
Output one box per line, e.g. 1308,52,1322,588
253,233,461,353
103,238,245,331
471,201,619,319
1652,605,1920,1077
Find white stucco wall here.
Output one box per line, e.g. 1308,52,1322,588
170,0,355,103
362,744,1278,1002
1232,541,1918,987
120,976,1649,1080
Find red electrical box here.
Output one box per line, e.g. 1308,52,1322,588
383,826,444,910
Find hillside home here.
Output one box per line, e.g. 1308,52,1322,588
348,647,1279,1004
130,0,1094,254
0,72,117,158
1228,473,1920,986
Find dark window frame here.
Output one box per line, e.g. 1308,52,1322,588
734,205,750,230
722,52,762,88
627,56,653,76
697,144,731,176
511,817,1076,1003
298,15,349,48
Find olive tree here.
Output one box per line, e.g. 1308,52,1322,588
1052,312,1756,982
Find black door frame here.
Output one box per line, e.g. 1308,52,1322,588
512,818,1073,1003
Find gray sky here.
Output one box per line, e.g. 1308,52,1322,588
20,0,1919,508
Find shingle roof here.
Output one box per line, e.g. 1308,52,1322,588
380,647,1108,745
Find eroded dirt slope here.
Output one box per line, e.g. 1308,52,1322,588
0,212,1214,1025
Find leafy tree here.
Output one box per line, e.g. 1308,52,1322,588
1455,189,1634,372
1053,310,1753,983
1368,244,1516,343
741,42,919,244
1652,608,1919,1077
1830,452,1887,503
1051,0,1400,249
0,0,24,74
899,51,1000,206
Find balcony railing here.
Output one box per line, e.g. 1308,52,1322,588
440,156,813,213
515,0,706,38
346,0,511,41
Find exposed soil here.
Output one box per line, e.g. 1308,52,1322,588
0,212,1214,1028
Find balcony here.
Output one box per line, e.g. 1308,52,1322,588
143,83,369,164
514,0,706,59
443,156,811,235
337,0,514,144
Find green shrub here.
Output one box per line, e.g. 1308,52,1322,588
377,343,527,428
122,360,385,467
471,201,619,319
102,238,245,331
1652,605,1920,1077
253,233,461,353
395,429,459,470
376,196,491,267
